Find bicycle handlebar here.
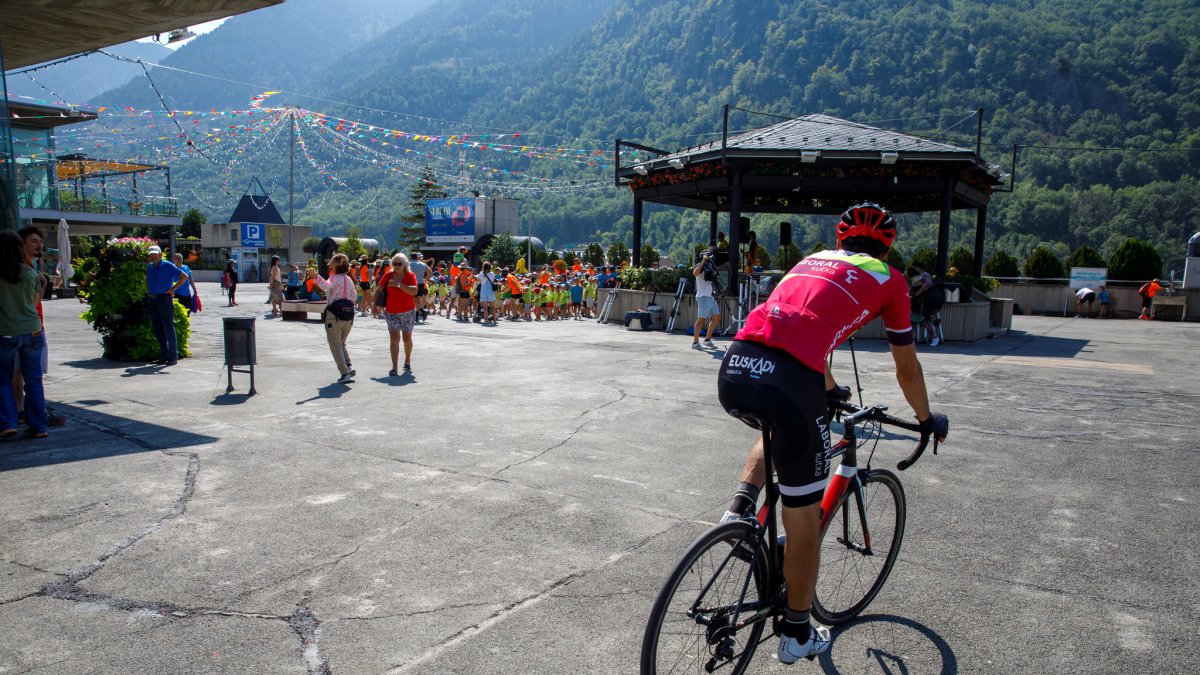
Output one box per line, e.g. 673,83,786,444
831,400,941,471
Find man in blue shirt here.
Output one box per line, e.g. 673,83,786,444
172,252,198,315
145,246,189,365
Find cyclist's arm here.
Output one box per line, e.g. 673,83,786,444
888,342,932,423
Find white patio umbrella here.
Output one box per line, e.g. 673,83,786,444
56,218,74,281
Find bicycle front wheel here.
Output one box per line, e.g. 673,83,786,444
641,520,771,674
813,468,906,625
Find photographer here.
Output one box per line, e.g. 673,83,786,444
691,250,721,350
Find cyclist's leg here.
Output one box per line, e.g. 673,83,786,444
718,342,832,660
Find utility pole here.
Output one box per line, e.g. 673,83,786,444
289,107,295,260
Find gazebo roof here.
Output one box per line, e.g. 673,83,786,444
617,114,1004,214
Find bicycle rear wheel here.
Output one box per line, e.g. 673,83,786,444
813,468,906,625
641,520,772,674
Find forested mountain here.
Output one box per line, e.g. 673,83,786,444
94,0,436,111
7,41,170,104
75,0,1200,273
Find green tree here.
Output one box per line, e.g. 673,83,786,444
483,230,520,268
339,225,368,260
607,241,630,265
1107,238,1162,281
180,207,206,239
638,243,660,266
562,249,578,266
808,242,828,255
983,250,1021,278
777,243,802,269
582,242,605,266
1065,244,1107,270
948,246,976,274
301,236,322,254
399,166,447,250
909,247,937,272
1023,246,1065,279
885,247,906,271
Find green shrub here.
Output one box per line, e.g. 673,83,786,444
1107,238,1162,281
885,247,905,271
618,266,690,292
607,241,630,266
982,250,1020,278
1023,245,1064,279
80,237,191,361
638,243,660,266
1065,244,1106,270
948,246,976,274
909,247,937,272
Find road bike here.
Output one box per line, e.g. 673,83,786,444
640,399,941,674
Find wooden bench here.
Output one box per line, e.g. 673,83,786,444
280,300,327,321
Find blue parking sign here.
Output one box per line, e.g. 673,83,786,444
241,222,266,248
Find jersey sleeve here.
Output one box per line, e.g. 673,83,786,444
881,278,914,346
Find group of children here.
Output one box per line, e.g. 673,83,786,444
431,261,601,322
287,254,607,324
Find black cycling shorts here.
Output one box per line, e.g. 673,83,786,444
718,341,831,508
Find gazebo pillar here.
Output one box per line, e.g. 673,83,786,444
936,172,953,279
632,197,644,267
709,210,718,246
973,206,987,275
728,166,743,303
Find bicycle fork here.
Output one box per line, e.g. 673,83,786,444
821,462,874,555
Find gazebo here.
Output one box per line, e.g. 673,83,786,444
615,110,1007,296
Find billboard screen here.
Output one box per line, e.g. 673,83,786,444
425,198,475,243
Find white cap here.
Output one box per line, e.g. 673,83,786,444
147,246,162,255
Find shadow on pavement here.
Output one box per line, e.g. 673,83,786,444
370,372,416,386
835,332,1091,359
822,613,957,675
210,393,255,406
0,401,218,472
296,382,351,405
62,358,137,370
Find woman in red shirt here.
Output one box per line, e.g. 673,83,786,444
379,253,419,375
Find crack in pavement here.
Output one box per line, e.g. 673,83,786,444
334,600,498,622
491,385,629,477
387,530,666,674
10,412,332,675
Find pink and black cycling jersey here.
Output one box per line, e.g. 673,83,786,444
735,249,914,372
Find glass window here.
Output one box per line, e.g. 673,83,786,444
12,126,56,210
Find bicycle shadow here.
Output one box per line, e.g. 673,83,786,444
818,614,958,675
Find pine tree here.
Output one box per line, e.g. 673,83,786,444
399,166,448,251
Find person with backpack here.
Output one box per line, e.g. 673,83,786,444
314,253,358,384
692,250,721,349
1138,278,1162,320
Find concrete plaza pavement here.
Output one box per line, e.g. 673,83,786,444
1,281,1197,673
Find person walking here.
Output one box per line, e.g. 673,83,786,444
1,230,50,440
1138,278,1163,320
314,253,357,384
409,251,431,322
478,262,498,323
268,255,284,318
145,246,189,366
692,250,721,349
379,253,419,376
223,260,238,306
172,252,198,315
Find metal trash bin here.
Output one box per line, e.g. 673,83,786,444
647,304,665,330
222,317,257,394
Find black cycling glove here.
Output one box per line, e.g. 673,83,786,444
918,412,949,439
826,384,852,402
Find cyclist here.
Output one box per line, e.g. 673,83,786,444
716,202,948,664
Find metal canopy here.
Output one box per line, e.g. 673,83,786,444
0,0,285,69
614,111,1005,295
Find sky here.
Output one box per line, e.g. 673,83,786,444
136,18,227,50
